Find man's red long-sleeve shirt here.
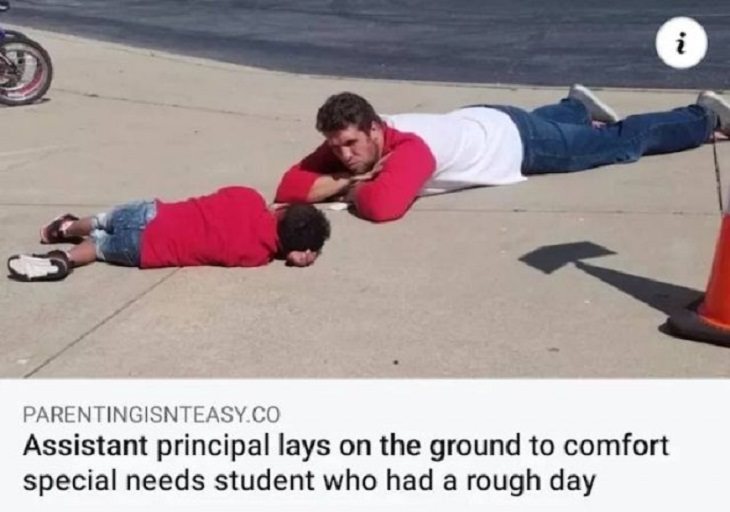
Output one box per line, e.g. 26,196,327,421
275,125,436,222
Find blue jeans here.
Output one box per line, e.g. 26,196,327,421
481,98,715,174
90,200,157,266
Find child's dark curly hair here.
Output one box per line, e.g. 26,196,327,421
277,204,331,254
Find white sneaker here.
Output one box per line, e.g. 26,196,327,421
697,90,730,135
7,251,71,282
568,84,620,123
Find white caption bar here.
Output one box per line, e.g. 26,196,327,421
0,380,728,511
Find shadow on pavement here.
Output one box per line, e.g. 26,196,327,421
519,241,703,319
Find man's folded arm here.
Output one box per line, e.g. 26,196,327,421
275,143,350,203
353,137,435,222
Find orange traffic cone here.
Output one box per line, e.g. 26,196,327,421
667,213,730,347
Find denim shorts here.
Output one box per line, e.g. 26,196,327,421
90,200,157,266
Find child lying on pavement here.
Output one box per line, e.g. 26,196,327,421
7,186,331,282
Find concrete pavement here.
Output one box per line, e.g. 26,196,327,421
1,28,729,377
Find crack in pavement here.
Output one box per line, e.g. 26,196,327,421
0,202,722,216
23,268,181,378
54,88,305,123
1,202,129,208
0,151,62,176
409,208,720,216
0,144,76,157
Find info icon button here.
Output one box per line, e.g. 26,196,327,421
656,17,708,69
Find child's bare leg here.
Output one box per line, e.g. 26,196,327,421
63,217,95,238
66,239,97,267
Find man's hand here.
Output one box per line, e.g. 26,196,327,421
324,154,389,202
342,153,391,202
308,172,356,203
354,153,391,182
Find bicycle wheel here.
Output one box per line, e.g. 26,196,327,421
1,29,26,40
0,35,53,106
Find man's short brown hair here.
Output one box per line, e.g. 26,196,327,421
316,92,382,133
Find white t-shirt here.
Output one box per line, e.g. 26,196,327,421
383,107,525,196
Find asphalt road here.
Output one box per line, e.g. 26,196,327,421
6,0,730,89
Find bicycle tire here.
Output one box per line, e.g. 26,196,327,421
0,34,53,106
1,29,26,39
